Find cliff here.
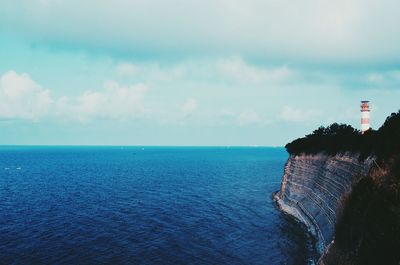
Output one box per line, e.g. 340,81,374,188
275,153,373,257
275,110,400,265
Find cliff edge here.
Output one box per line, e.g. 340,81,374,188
275,111,400,265
274,153,373,258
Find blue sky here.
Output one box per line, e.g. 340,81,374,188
1,0,400,145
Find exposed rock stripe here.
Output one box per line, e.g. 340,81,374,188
275,152,373,258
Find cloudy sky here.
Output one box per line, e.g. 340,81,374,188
1,0,399,145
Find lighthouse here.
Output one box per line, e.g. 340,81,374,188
360,101,370,134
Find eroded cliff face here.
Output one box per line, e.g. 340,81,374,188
275,152,374,258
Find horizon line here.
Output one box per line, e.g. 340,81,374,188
0,144,285,148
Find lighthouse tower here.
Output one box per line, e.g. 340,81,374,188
360,101,370,134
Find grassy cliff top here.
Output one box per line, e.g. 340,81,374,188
285,110,400,161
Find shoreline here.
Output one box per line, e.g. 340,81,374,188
273,191,326,264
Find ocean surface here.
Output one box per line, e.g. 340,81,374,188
0,146,311,265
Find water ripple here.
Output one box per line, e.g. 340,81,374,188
0,147,310,264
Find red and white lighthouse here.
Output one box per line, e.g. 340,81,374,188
360,101,370,134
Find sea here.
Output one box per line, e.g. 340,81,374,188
0,146,312,265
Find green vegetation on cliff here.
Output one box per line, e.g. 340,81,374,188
285,110,400,161
285,111,400,265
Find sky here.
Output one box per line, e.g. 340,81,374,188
1,0,400,146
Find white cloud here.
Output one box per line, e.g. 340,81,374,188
0,71,53,120
279,106,321,122
114,62,185,82
0,70,150,122
115,63,138,77
217,56,291,84
236,110,264,125
58,81,148,121
114,56,292,86
181,98,197,116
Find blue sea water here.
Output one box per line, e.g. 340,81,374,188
0,146,310,265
